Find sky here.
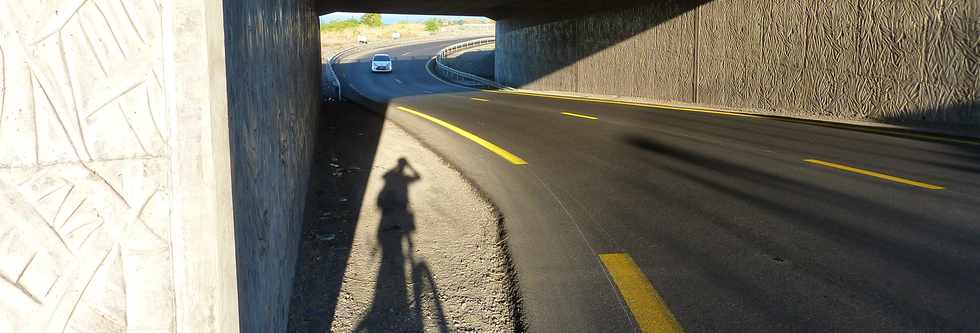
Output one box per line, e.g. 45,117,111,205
320,12,487,24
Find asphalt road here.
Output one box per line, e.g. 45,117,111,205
332,39,980,332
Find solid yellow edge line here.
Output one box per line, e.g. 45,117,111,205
486,89,980,146
599,253,684,333
561,112,598,120
470,97,490,102
804,159,944,190
396,106,527,165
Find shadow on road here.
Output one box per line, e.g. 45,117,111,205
286,98,449,331
288,49,436,331
621,135,980,331
354,158,449,332
286,102,385,332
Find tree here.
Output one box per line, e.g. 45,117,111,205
424,18,440,32
360,13,383,27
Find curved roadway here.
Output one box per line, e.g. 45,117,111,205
332,38,980,332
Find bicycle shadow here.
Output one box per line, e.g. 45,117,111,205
354,158,449,333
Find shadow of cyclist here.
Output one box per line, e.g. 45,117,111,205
355,158,448,332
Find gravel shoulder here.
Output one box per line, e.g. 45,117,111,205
287,103,520,332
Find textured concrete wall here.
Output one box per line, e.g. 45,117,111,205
496,0,980,127
0,0,178,331
1,0,319,332
222,0,321,331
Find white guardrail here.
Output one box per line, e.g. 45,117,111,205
325,45,360,101
433,37,510,89
326,36,508,100
326,36,436,100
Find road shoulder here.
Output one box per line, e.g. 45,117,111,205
287,103,521,332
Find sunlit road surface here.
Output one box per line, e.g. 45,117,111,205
332,39,980,332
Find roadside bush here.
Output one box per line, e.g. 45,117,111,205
360,13,383,27
424,19,440,32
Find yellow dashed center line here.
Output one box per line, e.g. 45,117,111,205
600,253,684,333
804,159,944,190
561,112,598,120
396,106,527,165
470,97,490,102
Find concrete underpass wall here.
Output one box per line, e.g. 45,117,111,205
223,0,320,331
496,1,980,128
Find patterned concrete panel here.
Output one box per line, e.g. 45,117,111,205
3,0,321,331
0,0,174,332
0,159,173,333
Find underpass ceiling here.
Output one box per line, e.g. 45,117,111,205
317,0,658,20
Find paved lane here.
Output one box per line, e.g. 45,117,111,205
332,39,980,332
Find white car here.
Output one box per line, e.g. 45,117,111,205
371,54,393,73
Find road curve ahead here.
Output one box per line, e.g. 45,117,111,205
332,39,980,332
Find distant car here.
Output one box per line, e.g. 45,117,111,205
371,54,393,73
357,35,368,44
391,32,401,40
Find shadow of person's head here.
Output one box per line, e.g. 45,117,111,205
390,157,420,181
378,157,421,213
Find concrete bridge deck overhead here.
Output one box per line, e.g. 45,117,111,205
318,0,659,19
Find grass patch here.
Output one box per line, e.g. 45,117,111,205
321,18,361,32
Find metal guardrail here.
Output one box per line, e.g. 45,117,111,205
326,38,428,100
327,35,489,100
325,45,360,101
434,37,510,90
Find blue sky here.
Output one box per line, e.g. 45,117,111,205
320,12,486,24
